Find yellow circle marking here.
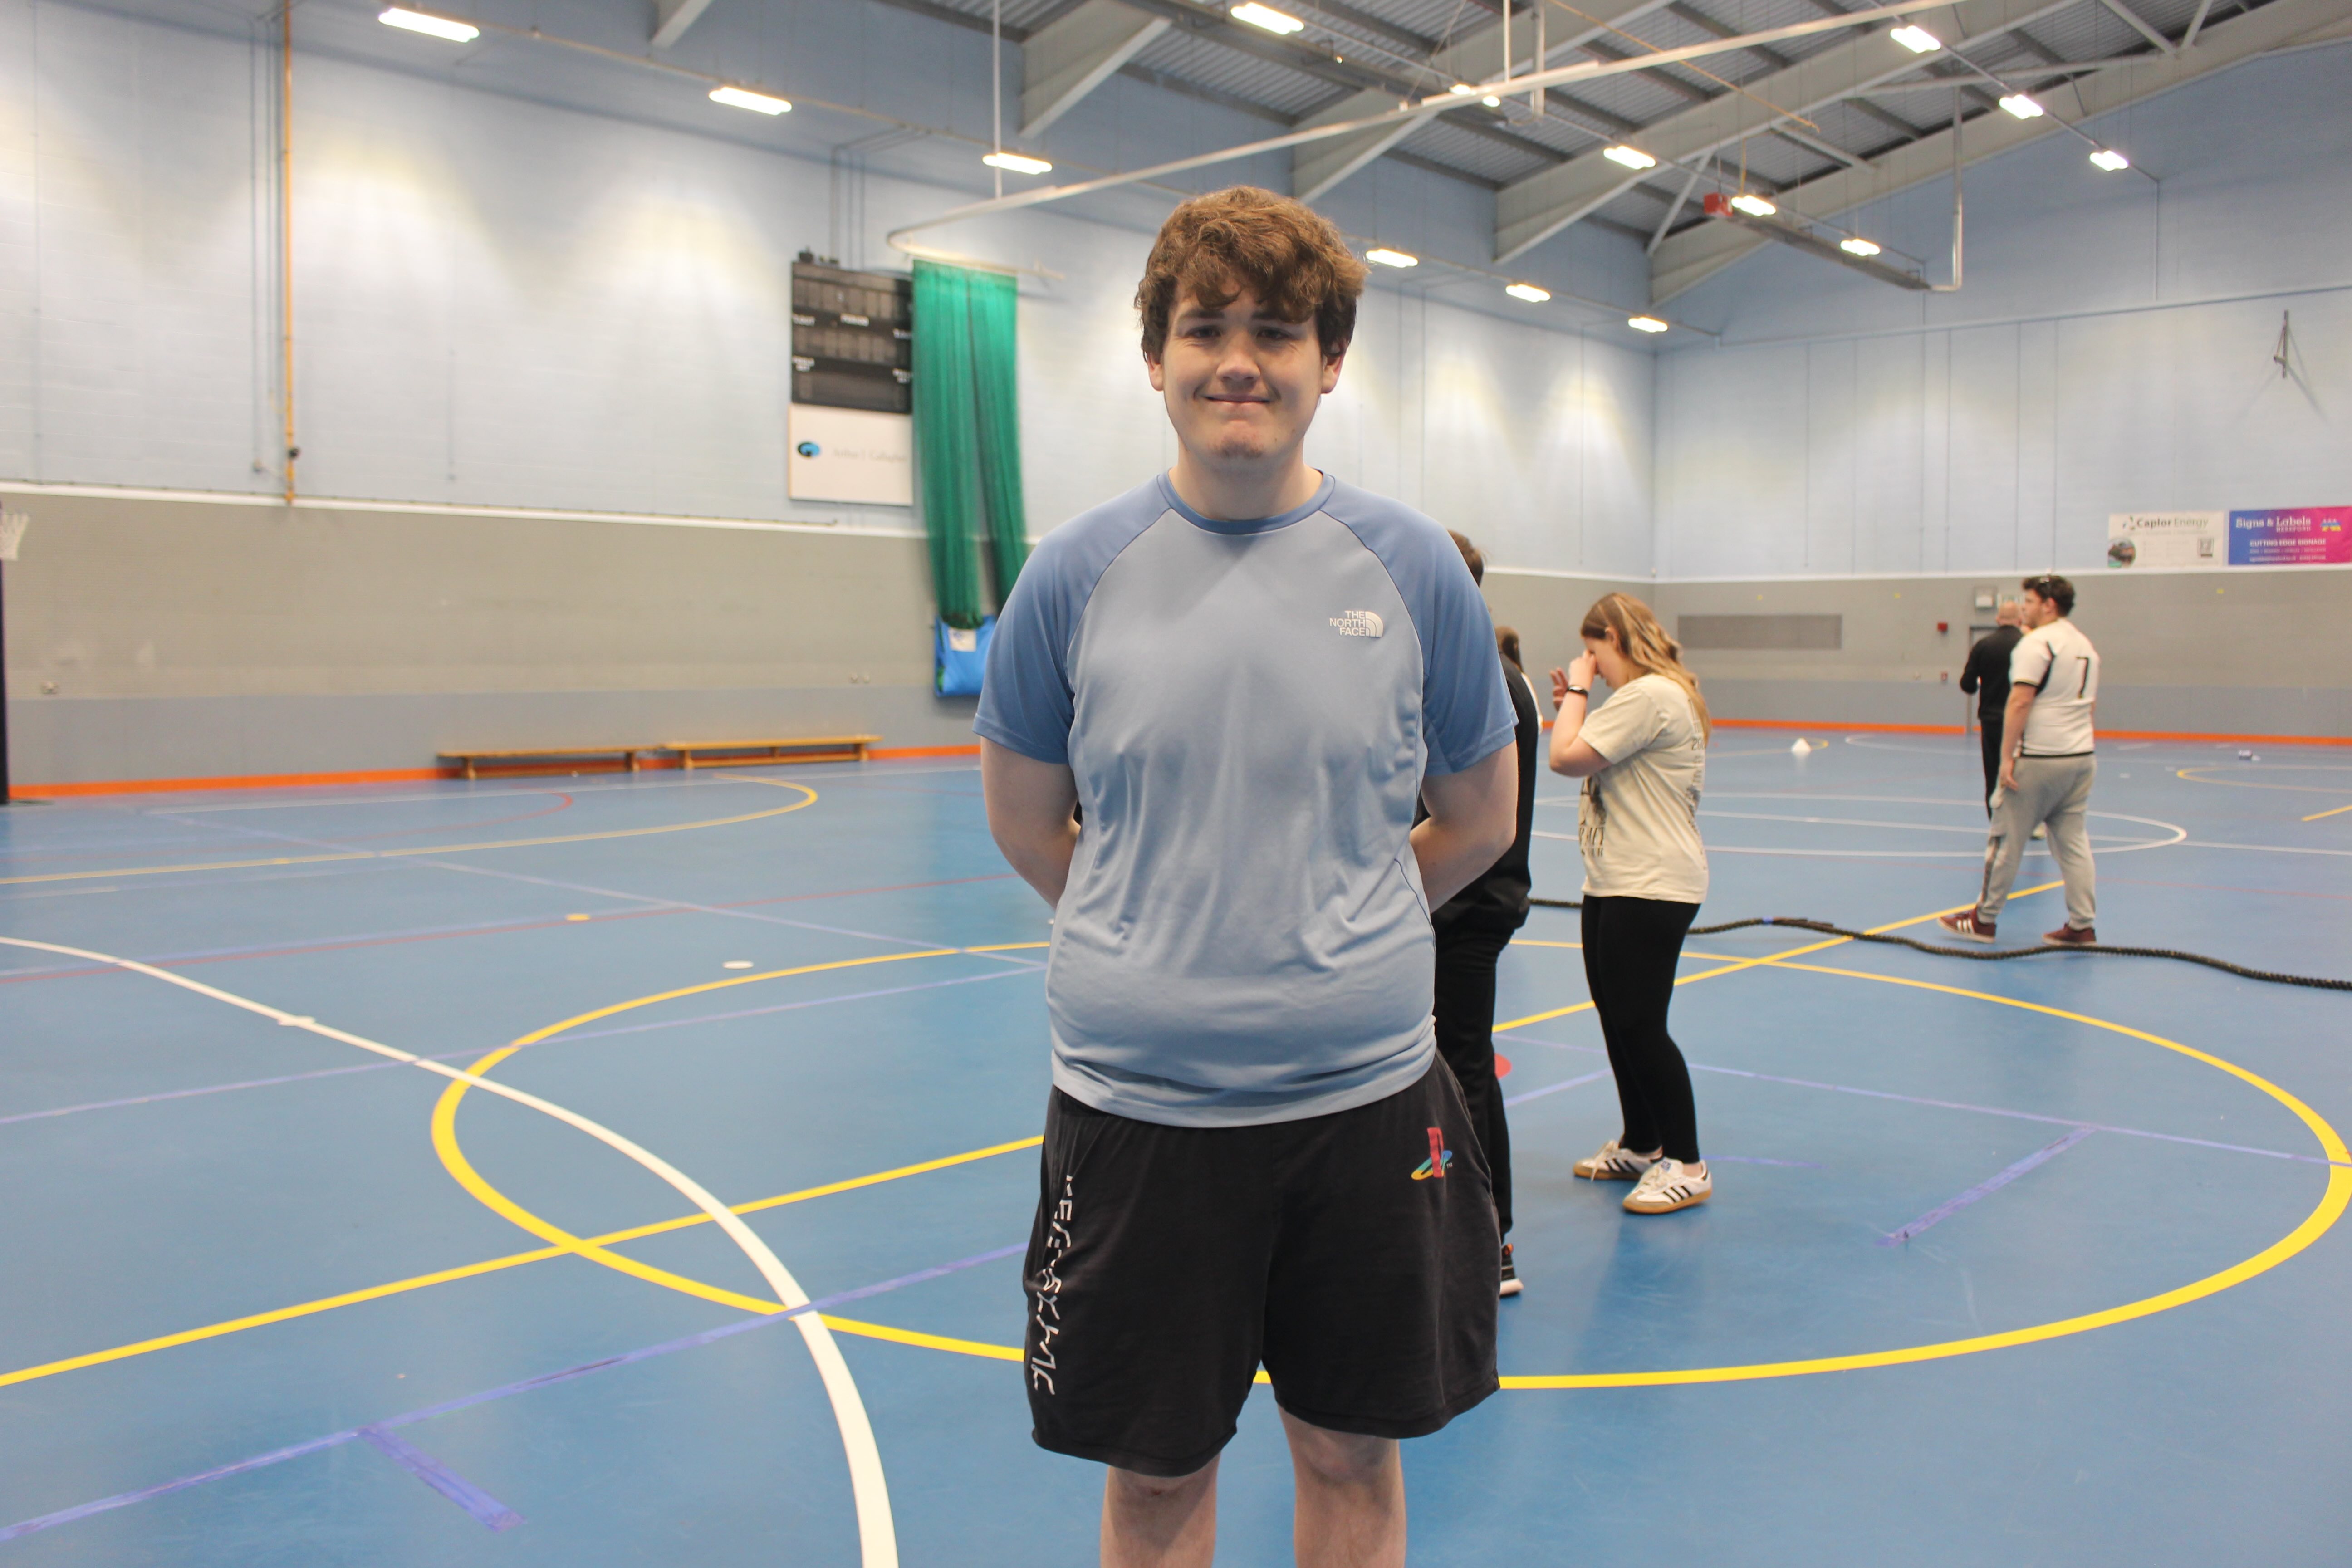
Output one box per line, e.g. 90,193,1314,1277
0,778,819,886
431,945,1048,1353
1502,960,2351,1386
434,942,2348,1388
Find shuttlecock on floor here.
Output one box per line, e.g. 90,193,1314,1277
1791,738,1813,756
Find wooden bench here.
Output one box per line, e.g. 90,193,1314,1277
439,745,651,781
666,735,881,770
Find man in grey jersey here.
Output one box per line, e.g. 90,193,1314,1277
977,187,1517,1567
1940,574,2102,945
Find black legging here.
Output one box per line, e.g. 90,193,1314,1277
1433,922,1514,1237
1580,896,1701,1163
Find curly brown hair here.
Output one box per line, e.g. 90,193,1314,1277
1135,187,1369,363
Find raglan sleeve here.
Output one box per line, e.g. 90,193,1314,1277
1577,680,1669,764
1418,541,1517,775
973,539,1078,766
2009,631,2053,692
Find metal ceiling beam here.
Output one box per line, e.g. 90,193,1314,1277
1020,0,1170,136
651,0,718,49
1650,0,2352,300
1666,0,1794,69
2095,0,2180,53
1494,0,2085,262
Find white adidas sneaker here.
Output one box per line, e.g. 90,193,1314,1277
1623,1158,1712,1214
1573,1139,1658,1181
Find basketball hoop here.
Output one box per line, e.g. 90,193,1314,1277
0,508,26,563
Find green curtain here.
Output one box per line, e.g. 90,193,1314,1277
913,259,1029,628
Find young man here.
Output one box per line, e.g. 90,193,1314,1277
1940,574,2101,946
1427,532,1541,1297
1958,598,2025,814
976,186,1519,1568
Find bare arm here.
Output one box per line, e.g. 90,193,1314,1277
1545,659,1610,779
1412,745,1519,908
980,739,1080,906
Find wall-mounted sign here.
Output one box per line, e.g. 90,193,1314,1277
789,403,913,506
2105,511,2222,570
2229,506,2351,566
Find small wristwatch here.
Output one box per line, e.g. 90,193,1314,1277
1562,683,1590,697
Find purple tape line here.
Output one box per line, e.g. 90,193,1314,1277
1501,1069,1610,1109
1878,1127,2097,1246
1499,1032,2352,1171
357,1426,523,1532
0,966,1042,1129
0,1240,1025,1544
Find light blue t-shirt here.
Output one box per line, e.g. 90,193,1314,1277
975,472,1516,1128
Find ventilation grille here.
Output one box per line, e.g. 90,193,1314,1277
1677,614,1843,651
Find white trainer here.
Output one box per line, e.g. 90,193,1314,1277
1573,1139,1658,1181
1623,1157,1712,1214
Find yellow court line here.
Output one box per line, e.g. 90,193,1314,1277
1494,884,2063,1033
0,1132,1041,1391
0,781,819,887
2303,802,2352,822
1499,957,2352,1388
806,943,2352,1382
432,888,2066,1360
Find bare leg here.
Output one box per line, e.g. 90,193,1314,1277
1102,1457,1218,1568
1281,1409,1404,1568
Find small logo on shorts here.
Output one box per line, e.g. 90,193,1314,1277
1329,609,1385,638
1411,1126,1451,1180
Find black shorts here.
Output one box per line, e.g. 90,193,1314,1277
1022,1059,1500,1477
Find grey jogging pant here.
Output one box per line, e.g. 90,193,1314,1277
1977,754,2097,931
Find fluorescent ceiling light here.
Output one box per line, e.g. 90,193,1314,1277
1603,145,1657,170
1838,236,1882,256
1230,3,1305,34
1627,315,1670,333
1889,24,1941,52
2088,147,2131,171
983,151,1054,175
1505,282,1551,303
1449,82,1477,95
1729,193,1776,217
1481,93,1502,107
378,7,479,42
710,85,792,114
1999,93,2044,118
1365,247,1419,268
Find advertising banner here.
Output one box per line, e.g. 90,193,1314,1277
787,404,914,506
2228,507,2352,567
2105,511,2223,570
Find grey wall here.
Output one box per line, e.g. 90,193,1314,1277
1481,569,2352,736
0,492,976,782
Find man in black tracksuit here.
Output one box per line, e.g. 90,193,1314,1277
1429,535,1542,1295
1959,600,2024,813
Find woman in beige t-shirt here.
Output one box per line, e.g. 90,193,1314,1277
1547,593,1713,1215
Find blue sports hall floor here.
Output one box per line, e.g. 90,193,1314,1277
1,734,2346,1566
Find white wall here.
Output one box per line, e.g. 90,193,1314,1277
0,0,1657,577
1654,39,2352,582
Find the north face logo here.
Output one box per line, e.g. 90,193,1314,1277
1329,610,1385,638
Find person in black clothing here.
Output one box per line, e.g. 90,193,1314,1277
1959,599,2024,813
1429,537,1542,1298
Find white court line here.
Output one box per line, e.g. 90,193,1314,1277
2181,840,2352,858
0,933,898,1568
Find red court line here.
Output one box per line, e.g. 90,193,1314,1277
16,747,984,798
1710,718,2352,745
324,793,576,842
0,872,1020,987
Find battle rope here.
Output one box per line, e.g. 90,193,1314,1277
1524,899,2352,992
